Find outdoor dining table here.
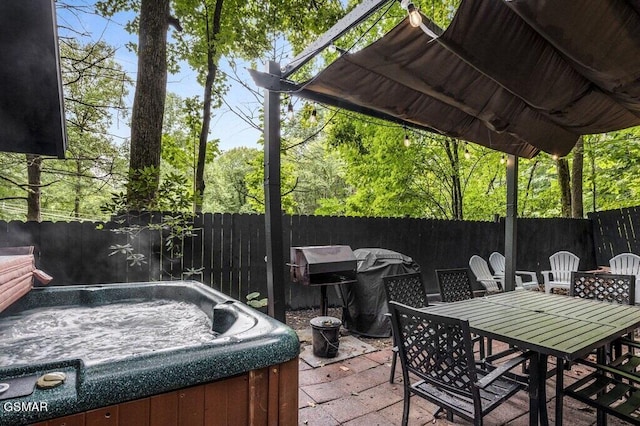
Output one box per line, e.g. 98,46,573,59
425,290,640,425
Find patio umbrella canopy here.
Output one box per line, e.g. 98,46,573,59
251,0,640,316
281,0,640,158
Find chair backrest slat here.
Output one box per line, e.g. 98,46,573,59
388,301,477,399
382,272,428,308
489,252,505,276
610,253,640,304
549,251,580,282
469,255,501,293
610,253,640,278
436,268,474,302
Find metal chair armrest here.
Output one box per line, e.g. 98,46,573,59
574,357,640,384
515,271,538,283
483,346,521,363
616,337,640,349
476,351,533,389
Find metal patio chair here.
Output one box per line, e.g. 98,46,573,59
382,272,428,384
571,273,640,376
489,252,540,291
436,268,491,357
568,272,636,369
571,272,635,306
388,301,530,426
567,271,640,426
436,268,475,303
542,251,580,294
469,255,503,294
609,252,640,304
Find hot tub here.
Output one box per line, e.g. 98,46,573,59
0,281,299,425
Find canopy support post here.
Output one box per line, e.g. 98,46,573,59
263,61,286,322
505,154,518,292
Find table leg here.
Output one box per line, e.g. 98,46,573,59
539,354,549,426
555,358,564,426
529,353,549,426
529,353,540,425
596,347,607,426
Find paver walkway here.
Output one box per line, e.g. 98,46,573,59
297,340,631,425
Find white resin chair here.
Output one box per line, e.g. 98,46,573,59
469,255,504,294
489,252,540,291
541,251,580,294
609,253,640,304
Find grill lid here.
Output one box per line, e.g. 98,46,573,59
290,245,357,286
291,245,356,274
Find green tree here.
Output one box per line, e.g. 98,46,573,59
202,147,261,213
97,0,344,212
0,39,130,222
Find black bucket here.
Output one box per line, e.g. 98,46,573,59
310,316,341,358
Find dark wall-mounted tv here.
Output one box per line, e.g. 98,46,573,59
0,0,67,158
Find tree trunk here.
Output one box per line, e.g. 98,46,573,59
444,140,463,220
557,158,571,217
571,137,584,218
127,0,170,208
74,160,81,218
521,159,539,215
195,0,224,213
26,154,42,222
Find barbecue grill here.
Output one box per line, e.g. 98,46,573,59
289,245,357,316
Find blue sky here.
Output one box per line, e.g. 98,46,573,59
57,1,263,151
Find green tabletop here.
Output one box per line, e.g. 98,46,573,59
426,291,640,360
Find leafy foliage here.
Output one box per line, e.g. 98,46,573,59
246,291,268,308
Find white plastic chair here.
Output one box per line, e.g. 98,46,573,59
469,255,504,294
609,253,640,304
541,251,580,294
489,252,540,291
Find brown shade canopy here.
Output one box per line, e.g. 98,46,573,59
298,0,640,158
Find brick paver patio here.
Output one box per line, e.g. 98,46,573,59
297,341,631,425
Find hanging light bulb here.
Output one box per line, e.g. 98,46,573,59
287,100,294,121
408,3,423,28
404,132,411,147
464,143,471,160
552,154,559,161
401,0,422,28
500,154,505,164
309,107,317,124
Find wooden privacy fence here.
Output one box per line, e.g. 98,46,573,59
0,213,599,309
589,206,640,265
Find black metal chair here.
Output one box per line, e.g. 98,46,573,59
436,268,474,302
570,272,635,305
382,272,428,384
565,272,640,424
388,301,530,426
436,268,493,358
564,357,640,425
570,272,636,360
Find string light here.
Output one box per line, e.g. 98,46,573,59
500,154,505,164
401,0,422,28
464,143,471,159
404,127,411,147
552,154,558,160
309,107,317,124
287,99,294,121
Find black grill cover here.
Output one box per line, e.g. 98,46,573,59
339,248,420,338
